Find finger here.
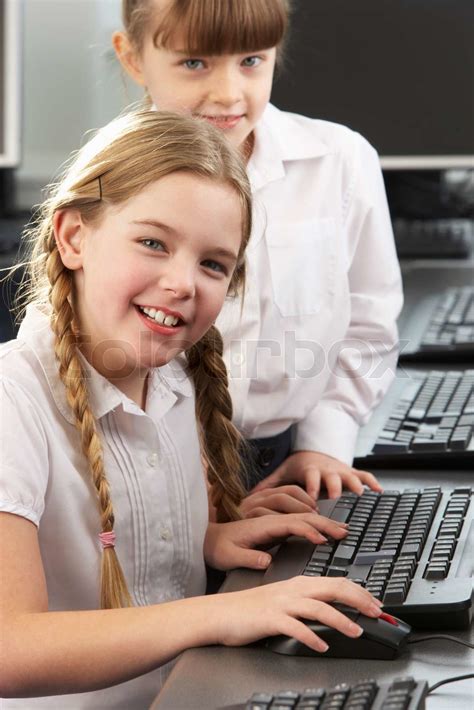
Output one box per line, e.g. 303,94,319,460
244,513,344,546
245,506,281,518
340,471,365,496
352,469,383,492
295,599,364,639
256,493,315,515
302,577,383,617
286,514,350,543
272,485,318,508
322,472,343,499
308,514,348,539
265,517,330,545
285,511,348,533
303,470,322,502
277,616,331,654
228,545,273,570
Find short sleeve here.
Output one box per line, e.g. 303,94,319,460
0,377,49,525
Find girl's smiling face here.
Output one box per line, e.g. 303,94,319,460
114,30,276,152
55,172,242,404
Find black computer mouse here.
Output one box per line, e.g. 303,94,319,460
265,607,412,660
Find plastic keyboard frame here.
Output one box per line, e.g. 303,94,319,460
262,488,473,630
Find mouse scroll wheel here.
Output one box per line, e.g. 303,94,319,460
380,612,399,626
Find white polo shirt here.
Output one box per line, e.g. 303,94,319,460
217,103,403,464
0,305,208,709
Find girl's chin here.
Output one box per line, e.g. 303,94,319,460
139,348,182,370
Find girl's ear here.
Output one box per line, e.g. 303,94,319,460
53,209,86,271
112,31,147,86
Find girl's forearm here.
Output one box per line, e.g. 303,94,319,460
1,595,219,698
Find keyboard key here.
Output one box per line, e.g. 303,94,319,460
275,690,299,701
331,507,352,523
247,691,273,708
354,550,396,565
449,426,472,450
391,678,416,692
410,438,448,452
383,587,406,603
326,566,348,577
424,565,449,580
332,544,357,564
372,440,409,454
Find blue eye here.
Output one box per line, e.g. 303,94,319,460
183,59,205,70
141,239,166,252
241,56,261,68
202,259,226,275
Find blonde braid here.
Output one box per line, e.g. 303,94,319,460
186,326,246,522
45,231,132,609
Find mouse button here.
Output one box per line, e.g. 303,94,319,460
380,611,399,625
361,616,410,648
395,617,412,638
357,615,390,637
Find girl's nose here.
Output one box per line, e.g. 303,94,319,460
160,264,196,300
208,68,242,107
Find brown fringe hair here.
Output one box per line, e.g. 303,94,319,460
122,0,291,61
16,109,251,608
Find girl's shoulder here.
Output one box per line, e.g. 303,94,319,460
1,336,42,382
264,103,377,161
0,336,53,412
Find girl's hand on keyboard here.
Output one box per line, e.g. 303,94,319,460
204,513,348,571
251,451,382,500
239,485,319,518
213,577,383,651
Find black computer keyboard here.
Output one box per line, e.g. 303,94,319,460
244,676,428,710
263,486,473,629
356,369,474,466
416,287,474,354
393,218,473,259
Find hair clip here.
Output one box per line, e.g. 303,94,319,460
98,530,116,549
98,175,103,201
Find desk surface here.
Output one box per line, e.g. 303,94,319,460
152,469,474,710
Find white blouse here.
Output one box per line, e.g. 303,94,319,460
217,103,403,464
0,305,208,709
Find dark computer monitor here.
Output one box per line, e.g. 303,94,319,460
0,0,21,172
272,0,474,170
0,0,22,218
0,0,24,342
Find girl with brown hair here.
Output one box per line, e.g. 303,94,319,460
0,109,383,707
113,0,403,513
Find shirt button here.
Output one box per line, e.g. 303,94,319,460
160,527,172,541
146,452,159,467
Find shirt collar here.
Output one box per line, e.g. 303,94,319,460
17,304,192,425
248,103,330,191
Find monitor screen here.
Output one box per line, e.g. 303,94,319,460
0,0,21,169
271,0,474,169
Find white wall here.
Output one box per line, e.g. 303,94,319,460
17,0,141,208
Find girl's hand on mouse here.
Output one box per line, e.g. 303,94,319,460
210,577,383,651
204,513,348,571
239,484,319,518
251,451,382,501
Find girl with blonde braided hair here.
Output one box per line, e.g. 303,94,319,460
0,108,383,707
